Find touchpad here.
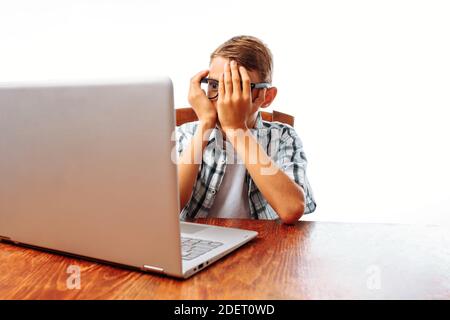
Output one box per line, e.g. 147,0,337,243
181,223,209,234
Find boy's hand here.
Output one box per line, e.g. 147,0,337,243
188,69,217,128
217,60,252,131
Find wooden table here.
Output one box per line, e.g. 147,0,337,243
0,219,449,299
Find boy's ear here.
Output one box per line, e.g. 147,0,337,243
260,87,278,109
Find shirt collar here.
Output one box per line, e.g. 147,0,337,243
253,111,264,130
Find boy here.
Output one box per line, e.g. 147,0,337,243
176,35,316,224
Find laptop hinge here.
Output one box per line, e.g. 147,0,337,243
141,265,164,274
0,235,11,242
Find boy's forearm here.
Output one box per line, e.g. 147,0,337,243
226,129,305,224
177,121,215,210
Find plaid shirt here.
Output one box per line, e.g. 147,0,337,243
176,111,316,220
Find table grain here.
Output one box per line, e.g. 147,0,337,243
0,219,449,299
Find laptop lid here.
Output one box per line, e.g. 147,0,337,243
0,77,183,276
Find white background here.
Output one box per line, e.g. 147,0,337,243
1,0,449,225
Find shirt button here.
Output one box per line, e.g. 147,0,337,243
210,189,216,195
220,159,226,164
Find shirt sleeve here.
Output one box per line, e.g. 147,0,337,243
276,127,317,214
175,122,200,219
175,122,197,157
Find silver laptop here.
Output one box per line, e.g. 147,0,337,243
0,77,257,279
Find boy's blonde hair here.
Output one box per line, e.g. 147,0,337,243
210,35,273,83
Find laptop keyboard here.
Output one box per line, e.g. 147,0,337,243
181,237,223,261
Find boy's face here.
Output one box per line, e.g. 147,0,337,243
208,56,275,125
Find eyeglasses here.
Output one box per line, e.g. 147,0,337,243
200,77,272,100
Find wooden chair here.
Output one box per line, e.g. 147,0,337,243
175,107,295,127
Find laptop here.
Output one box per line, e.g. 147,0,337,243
0,77,258,279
